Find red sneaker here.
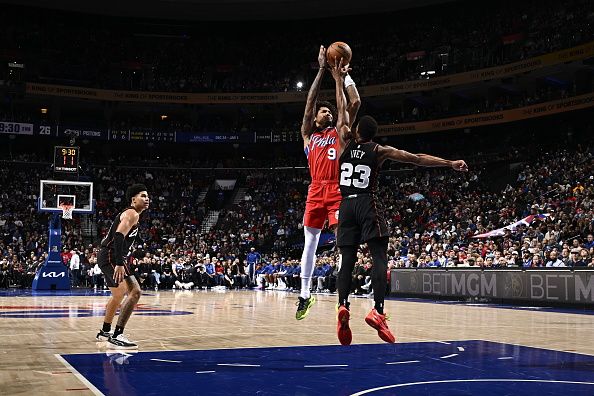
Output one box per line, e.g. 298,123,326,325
337,305,352,346
365,308,396,343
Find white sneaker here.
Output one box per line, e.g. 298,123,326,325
96,329,113,341
108,334,138,350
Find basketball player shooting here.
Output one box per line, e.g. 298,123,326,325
330,61,468,345
296,45,360,320
95,184,149,349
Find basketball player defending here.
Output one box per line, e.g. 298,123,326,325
331,65,468,344
95,184,149,349
296,45,361,320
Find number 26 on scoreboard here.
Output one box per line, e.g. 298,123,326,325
39,125,52,135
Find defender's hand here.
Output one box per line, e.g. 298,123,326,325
452,160,469,172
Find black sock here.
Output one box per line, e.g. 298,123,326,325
368,238,388,317
102,322,112,332
113,325,125,337
374,302,384,315
339,300,350,310
338,246,357,310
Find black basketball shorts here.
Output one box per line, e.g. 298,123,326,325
97,248,132,288
337,194,389,247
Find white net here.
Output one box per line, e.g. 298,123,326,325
59,204,74,220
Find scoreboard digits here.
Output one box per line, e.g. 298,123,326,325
54,146,79,173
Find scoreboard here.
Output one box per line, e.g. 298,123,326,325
54,146,80,173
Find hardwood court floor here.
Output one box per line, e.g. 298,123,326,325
0,289,593,394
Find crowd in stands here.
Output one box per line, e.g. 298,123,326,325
0,131,592,290
1,0,593,93
382,146,593,269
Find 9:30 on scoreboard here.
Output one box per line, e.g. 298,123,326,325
54,146,79,173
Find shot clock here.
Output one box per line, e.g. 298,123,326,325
54,146,80,173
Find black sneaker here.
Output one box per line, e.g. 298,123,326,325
96,329,113,342
108,334,138,349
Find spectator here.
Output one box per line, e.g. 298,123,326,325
545,251,565,267
69,250,80,287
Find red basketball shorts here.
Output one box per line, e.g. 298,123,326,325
303,181,341,229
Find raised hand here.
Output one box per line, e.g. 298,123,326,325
451,160,469,172
318,45,327,68
331,57,352,81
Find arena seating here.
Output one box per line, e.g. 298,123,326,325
1,0,592,92
0,136,591,289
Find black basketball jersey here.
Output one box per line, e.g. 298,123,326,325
100,207,139,257
338,139,380,197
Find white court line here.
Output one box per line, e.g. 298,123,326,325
457,347,465,352
54,354,104,396
304,364,349,368
436,341,451,345
150,358,182,363
385,360,420,365
33,370,54,376
350,379,594,396
498,357,514,360
196,371,216,374
217,363,261,367
440,354,458,359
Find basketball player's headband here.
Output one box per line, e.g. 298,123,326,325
126,184,148,202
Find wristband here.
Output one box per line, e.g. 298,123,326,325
344,74,356,88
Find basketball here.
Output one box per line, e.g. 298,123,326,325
326,41,352,67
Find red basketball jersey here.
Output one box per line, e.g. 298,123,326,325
304,127,340,182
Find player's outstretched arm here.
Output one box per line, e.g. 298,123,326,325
330,58,351,147
377,145,468,171
301,45,327,146
345,74,361,129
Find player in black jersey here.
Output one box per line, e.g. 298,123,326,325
95,184,149,349
330,62,468,345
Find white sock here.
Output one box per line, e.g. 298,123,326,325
300,226,321,299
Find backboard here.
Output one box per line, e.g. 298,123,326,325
38,180,95,214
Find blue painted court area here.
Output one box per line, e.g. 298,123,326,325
61,340,594,396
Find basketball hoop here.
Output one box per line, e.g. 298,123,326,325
59,203,74,220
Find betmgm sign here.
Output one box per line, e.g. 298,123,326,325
391,269,594,304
